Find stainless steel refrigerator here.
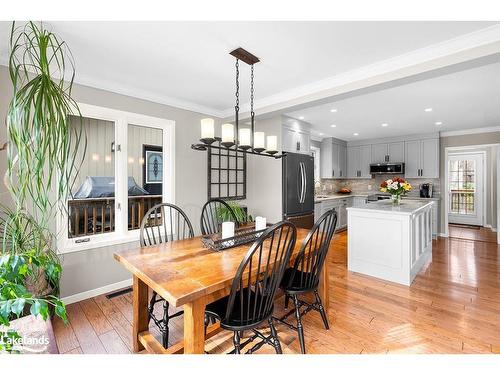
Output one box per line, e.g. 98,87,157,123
282,152,315,229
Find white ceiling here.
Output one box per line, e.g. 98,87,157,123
0,21,497,117
286,61,500,141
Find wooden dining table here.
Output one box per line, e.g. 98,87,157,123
113,227,330,354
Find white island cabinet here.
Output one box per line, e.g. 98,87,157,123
347,200,434,286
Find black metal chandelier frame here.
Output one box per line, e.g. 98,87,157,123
191,47,285,159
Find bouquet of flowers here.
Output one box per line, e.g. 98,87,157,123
380,177,412,204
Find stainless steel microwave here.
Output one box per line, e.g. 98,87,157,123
369,162,405,175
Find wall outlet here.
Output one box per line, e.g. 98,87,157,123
367,184,372,191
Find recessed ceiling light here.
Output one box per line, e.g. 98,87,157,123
424,108,433,112
435,121,443,126
319,133,324,136
353,133,359,136
299,116,304,120
330,109,338,113
330,124,336,128
381,123,388,127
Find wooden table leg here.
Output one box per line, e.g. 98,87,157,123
183,297,206,354
133,275,149,353
318,261,330,313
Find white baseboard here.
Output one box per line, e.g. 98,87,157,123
438,233,449,238
61,279,132,305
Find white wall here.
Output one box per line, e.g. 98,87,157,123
243,116,283,223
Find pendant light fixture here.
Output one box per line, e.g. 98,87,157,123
192,47,284,159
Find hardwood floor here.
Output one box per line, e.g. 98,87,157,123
53,229,500,354
449,224,498,243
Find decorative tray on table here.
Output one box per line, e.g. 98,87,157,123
201,223,272,252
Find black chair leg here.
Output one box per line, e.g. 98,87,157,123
284,295,290,309
269,318,282,354
148,291,157,324
293,295,306,354
233,331,241,354
162,300,170,348
314,290,330,330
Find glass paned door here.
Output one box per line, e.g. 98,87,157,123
68,115,116,238
127,123,164,230
448,153,484,226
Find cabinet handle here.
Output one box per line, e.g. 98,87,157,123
332,169,335,177
340,170,342,177
296,141,300,151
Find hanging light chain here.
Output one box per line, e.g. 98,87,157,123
250,64,255,117
235,58,240,110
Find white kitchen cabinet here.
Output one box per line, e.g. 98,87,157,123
347,147,360,178
347,145,372,178
282,126,296,153
371,142,404,163
282,126,310,154
320,138,347,179
421,138,439,178
338,197,352,229
404,138,439,178
388,142,405,162
320,139,333,178
371,143,388,163
352,196,367,207
338,144,347,178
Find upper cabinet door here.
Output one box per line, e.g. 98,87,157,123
371,143,388,163
338,144,347,178
359,144,372,178
282,127,296,153
347,146,360,178
421,138,439,178
388,142,405,162
331,142,340,178
320,138,333,178
404,140,421,178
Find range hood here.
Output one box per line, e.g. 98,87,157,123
369,162,405,175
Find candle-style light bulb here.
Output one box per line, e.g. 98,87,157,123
254,131,265,153
239,128,251,150
266,135,278,155
221,123,235,148
200,118,215,144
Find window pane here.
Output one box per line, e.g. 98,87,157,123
127,124,164,230
68,116,115,238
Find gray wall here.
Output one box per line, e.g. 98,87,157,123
440,132,500,233
0,65,213,298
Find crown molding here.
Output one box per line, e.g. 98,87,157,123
0,56,225,118
440,125,500,137
224,24,500,118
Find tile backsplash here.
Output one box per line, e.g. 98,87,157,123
318,175,441,197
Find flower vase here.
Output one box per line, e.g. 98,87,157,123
391,194,401,205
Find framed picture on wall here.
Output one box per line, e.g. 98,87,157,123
142,145,163,195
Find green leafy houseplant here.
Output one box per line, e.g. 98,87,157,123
216,200,253,224
1,22,85,353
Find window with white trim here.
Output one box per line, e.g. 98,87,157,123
57,104,175,253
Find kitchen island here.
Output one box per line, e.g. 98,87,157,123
346,200,434,286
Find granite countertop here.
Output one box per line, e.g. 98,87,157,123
314,194,368,203
346,199,434,215
315,193,440,203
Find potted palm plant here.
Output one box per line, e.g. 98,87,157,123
0,21,85,353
